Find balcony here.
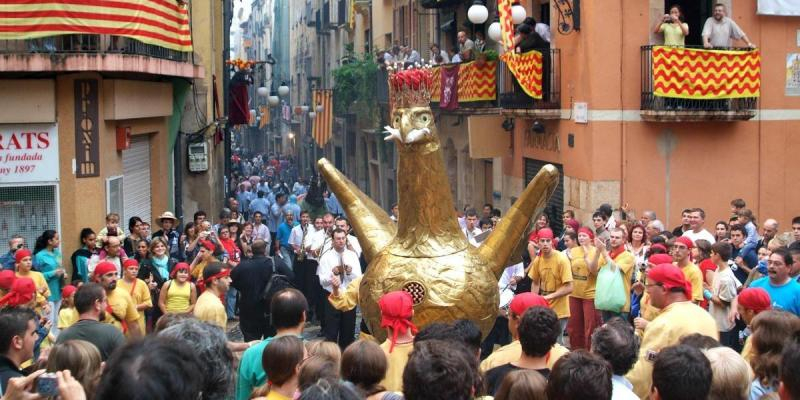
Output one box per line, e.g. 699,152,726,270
0,35,202,79
640,45,759,122
426,48,561,118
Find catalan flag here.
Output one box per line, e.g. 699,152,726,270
652,46,760,99
501,50,544,99
496,0,515,50
312,89,333,148
0,0,193,52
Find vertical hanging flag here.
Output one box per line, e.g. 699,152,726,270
259,105,269,128
440,64,460,110
497,0,515,50
312,89,334,148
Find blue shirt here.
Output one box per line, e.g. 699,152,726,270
267,203,285,232
750,277,800,316
276,221,298,247
0,251,15,270
33,248,63,301
249,197,270,217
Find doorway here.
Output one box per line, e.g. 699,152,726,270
664,0,712,46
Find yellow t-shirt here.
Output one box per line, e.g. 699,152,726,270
479,340,569,372
528,252,573,319
57,307,78,329
609,250,635,312
16,271,50,308
680,262,704,302
379,340,413,392
626,301,718,399
194,291,227,329
567,247,600,299
104,287,140,336
659,22,688,46
164,280,192,313
264,391,291,400
116,278,152,334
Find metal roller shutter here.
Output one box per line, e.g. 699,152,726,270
524,158,564,235
122,135,152,225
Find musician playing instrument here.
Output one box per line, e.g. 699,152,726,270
480,262,525,359
317,228,362,348
289,211,315,261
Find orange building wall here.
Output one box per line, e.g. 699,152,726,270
506,0,800,229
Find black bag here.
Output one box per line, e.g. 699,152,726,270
261,256,296,310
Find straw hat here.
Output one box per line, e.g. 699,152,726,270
157,211,178,226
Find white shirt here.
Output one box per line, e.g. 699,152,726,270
611,375,639,400
535,22,551,43
682,229,716,245
317,248,362,293
87,255,122,276
499,263,525,291
463,227,482,247
309,229,333,261
253,222,271,244
289,224,315,252
345,235,363,258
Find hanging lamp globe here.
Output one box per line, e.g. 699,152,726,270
488,21,502,42
511,2,526,24
278,83,290,97
467,2,489,24
257,87,269,97
268,95,280,106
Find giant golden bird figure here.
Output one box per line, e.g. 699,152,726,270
318,67,559,342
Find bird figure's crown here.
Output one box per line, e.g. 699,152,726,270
388,65,434,109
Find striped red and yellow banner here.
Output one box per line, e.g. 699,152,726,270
0,0,192,52
312,89,333,148
497,0,515,50
501,50,543,99
652,46,760,99
429,61,497,102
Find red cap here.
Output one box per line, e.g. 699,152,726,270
675,236,694,249
200,240,216,251
379,291,418,353
0,270,16,290
123,259,139,269
0,277,36,307
565,218,580,232
537,228,554,240
647,263,691,296
738,287,771,314
93,261,117,280
171,262,190,278
14,249,32,264
577,227,595,241
509,292,550,317
648,253,673,265
61,285,78,299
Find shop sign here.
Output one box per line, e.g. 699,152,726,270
75,79,100,177
0,124,59,183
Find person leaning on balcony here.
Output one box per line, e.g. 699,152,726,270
430,43,449,65
653,4,689,46
702,3,756,49
457,31,475,61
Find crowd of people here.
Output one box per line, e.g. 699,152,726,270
0,141,799,400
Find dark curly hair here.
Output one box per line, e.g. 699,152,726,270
590,317,640,375
402,340,480,400
519,307,560,357
652,345,712,400
546,350,612,400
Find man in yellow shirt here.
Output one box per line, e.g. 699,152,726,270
596,228,636,321
376,291,417,392
94,261,141,338
480,292,569,373
626,263,718,399
673,236,704,303
194,262,231,330
527,228,573,344
115,259,152,334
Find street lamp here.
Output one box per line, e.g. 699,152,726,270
257,86,269,97
511,2,526,24
315,104,324,113
467,1,489,24
301,104,310,113
308,111,317,119
268,95,280,106
278,82,290,97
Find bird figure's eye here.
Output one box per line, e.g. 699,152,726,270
417,113,431,124
393,116,401,126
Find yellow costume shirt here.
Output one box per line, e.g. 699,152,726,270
116,278,152,334
194,291,227,329
164,280,192,313
104,287,140,336
16,271,49,308
680,262,704,302
528,251,573,319
379,340,413,392
479,340,569,372
328,275,361,312
568,247,599,299
57,307,78,330
626,301,718,399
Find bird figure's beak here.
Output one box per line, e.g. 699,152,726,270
404,128,431,144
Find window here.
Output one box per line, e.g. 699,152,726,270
106,175,123,217
0,185,60,253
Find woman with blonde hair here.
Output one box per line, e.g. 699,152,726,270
704,346,752,400
46,339,103,399
305,339,342,366
493,369,548,400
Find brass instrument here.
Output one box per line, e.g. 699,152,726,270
297,225,308,261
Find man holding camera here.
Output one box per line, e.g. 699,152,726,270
0,235,25,270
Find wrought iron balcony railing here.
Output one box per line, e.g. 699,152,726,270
0,35,189,62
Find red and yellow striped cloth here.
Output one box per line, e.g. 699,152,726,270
501,50,544,99
312,89,333,148
430,60,497,103
0,0,192,52
652,46,760,99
